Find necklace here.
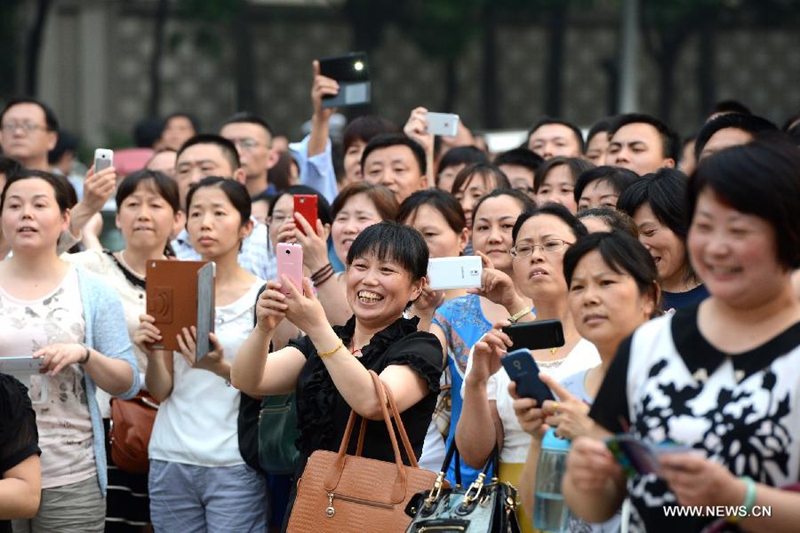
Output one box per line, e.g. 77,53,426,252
119,250,146,279
349,338,363,357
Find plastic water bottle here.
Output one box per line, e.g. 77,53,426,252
533,428,570,532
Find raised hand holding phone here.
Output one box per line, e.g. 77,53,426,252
501,348,557,405
276,243,303,297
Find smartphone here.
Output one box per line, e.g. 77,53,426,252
0,356,44,374
427,256,482,291
277,243,304,296
605,435,694,478
293,195,318,236
502,319,565,351
427,112,460,137
500,348,556,404
94,148,114,172
318,52,370,109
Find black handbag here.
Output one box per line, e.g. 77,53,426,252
404,442,520,532
257,392,301,475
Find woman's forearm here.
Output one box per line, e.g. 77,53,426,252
562,466,625,523
83,349,135,396
0,456,41,519
145,351,174,402
740,483,800,533
231,326,274,396
456,377,500,469
518,439,543,518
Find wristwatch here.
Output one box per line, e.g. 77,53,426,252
79,345,91,365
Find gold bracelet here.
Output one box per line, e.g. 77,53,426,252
508,307,532,323
317,339,344,358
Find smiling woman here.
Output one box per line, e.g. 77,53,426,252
231,221,443,527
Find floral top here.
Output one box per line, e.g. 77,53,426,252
290,316,443,465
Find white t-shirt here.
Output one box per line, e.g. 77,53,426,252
463,338,600,463
149,279,263,467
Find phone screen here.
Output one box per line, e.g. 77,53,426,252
502,320,565,351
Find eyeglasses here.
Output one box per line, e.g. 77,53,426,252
510,239,573,258
269,214,290,226
230,138,264,151
1,123,46,134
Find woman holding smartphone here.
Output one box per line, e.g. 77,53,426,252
134,177,267,532
231,222,443,528
456,204,600,533
0,170,139,533
292,182,397,327
564,139,800,533
510,230,660,528
64,169,181,532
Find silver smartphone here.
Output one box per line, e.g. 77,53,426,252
94,148,114,172
427,112,460,137
427,256,482,290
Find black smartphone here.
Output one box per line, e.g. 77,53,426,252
318,52,370,109
501,348,556,404
502,319,565,351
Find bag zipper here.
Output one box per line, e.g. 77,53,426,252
418,527,465,532
325,492,394,518
259,404,290,419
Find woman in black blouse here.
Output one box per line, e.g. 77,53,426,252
0,374,41,533
564,138,800,532
233,220,442,465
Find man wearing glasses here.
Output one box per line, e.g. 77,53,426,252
0,98,59,171
220,113,278,197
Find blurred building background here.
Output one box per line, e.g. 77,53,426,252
1,0,798,150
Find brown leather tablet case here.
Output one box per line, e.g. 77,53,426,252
146,260,216,359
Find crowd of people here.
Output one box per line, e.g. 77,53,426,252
0,59,799,533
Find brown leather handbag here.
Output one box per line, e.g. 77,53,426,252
109,393,160,474
288,370,442,533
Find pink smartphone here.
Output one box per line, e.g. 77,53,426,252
276,242,304,296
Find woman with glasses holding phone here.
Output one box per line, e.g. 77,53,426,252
456,204,600,533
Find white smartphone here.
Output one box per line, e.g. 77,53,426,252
0,356,44,374
94,148,114,172
427,112,460,137
427,256,482,291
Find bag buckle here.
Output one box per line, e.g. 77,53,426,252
461,473,486,507
424,472,446,509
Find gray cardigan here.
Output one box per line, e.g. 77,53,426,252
75,267,141,495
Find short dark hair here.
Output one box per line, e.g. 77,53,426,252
694,113,778,159
573,166,639,206
116,169,181,215
527,117,585,153
332,182,398,222
709,100,751,117
688,138,800,270
585,117,616,151
177,134,241,173
163,112,200,133
346,221,429,282
1,169,73,213
267,184,333,226
471,188,536,229
609,113,680,162
398,189,467,235
563,230,661,316
451,163,511,197
493,148,544,174
342,115,401,154
0,97,59,131
576,207,638,237
47,129,79,165
360,134,427,176
0,156,21,178
134,118,164,148
185,176,251,228
512,203,588,245
437,146,489,179
533,157,595,193
222,111,273,139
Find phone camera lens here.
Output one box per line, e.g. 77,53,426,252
285,249,291,254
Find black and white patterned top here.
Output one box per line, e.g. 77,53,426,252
590,304,800,533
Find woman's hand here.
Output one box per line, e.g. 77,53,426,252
276,219,299,244
509,381,548,439
176,326,228,378
33,343,86,376
311,60,338,121
467,252,527,312
293,213,330,272
281,276,328,336
539,374,592,440
134,314,162,357
659,452,742,508
255,281,288,332
565,436,623,492
468,321,512,384
403,107,433,156
408,280,445,321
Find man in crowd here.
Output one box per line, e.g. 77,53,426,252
160,112,199,151
220,112,279,197
172,134,275,280
361,133,427,204
526,118,584,160
694,113,777,161
494,147,543,197
606,113,679,176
